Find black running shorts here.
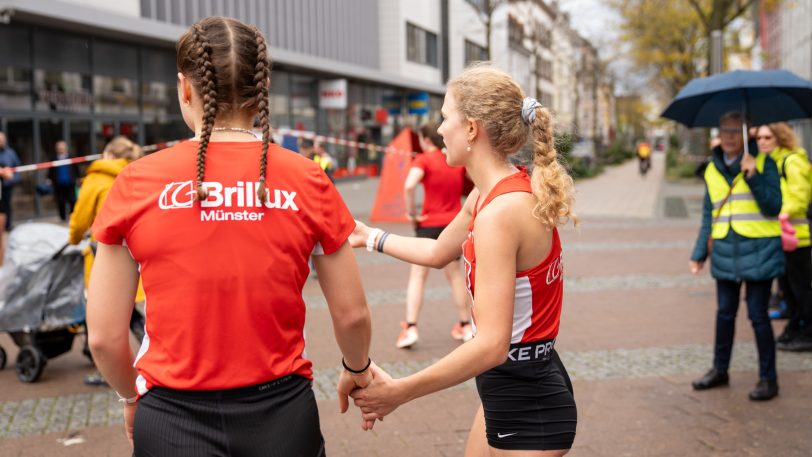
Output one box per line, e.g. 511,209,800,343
475,341,577,451
133,375,325,457
415,225,446,239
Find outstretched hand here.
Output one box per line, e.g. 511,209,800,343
350,363,404,427
349,220,372,249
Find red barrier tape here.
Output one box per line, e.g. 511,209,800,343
11,129,419,174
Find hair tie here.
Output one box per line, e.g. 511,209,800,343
521,97,542,124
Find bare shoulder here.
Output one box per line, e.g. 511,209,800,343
473,192,533,237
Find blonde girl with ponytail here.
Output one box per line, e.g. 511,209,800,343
351,64,577,455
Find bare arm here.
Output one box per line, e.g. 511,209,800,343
350,188,479,268
312,242,374,415
86,242,140,398
313,241,371,371
352,206,517,417
403,167,424,219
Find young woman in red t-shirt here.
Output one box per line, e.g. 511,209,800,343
86,17,373,456
396,122,471,349
350,64,578,455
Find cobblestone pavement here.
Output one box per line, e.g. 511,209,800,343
2,164,810,457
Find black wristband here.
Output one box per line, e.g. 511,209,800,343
377,231,390,253
342,357,371,374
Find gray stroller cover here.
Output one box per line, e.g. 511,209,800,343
0,223,86,332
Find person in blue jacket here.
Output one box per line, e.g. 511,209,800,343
689,111,784,401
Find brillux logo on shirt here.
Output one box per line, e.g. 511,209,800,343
159,181,299,222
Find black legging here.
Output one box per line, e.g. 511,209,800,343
779,246,812,332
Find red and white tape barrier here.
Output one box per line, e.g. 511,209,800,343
10,129,415,174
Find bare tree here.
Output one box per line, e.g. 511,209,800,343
466,0,508,58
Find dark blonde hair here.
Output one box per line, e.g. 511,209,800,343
447,64,576,228
176,16,271,203
103,136,142,161
764,122,798,150
419,122,445,149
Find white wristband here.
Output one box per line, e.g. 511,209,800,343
366,228,382,252
116,393,138,404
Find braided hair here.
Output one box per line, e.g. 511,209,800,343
253,26,271,203
191,23,217,201
176,17,274,206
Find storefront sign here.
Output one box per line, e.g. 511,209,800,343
408,92,429,115
383,95,402,116
319,79,347,109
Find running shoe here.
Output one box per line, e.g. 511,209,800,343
451,322,474,342
396,322,418,349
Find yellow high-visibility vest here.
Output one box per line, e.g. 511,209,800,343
705,153,781,239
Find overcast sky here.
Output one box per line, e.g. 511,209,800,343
558,0,620,55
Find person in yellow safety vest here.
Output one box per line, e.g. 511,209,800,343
690,111,783,401
300,138,335,181
756,123,812,353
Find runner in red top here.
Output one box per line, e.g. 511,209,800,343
86,17,373,456
349,64,578,454
463,168,564,344
397,122,471,349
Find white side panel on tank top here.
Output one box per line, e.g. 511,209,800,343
511,276,534,343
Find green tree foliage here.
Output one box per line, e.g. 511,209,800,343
611,0,705,98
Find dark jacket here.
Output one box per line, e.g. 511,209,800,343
0,146,21,188
47,158,79,188
690,143,784,281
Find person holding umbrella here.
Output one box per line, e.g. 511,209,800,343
689,111,783,401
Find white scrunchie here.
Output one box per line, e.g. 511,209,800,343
521,97,542,124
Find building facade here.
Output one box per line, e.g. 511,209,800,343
0,0,612,221
759,0,812,153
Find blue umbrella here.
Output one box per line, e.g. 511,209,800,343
661,69,812,128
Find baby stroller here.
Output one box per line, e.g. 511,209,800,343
0,223,88,383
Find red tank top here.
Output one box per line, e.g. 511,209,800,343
461,168,563,343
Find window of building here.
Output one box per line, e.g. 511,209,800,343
537,57,553,81
93,40,139,115
508,15,525,50
465,0,488,14
406,23,439,68
0,24,32,110
33,29,92,113
464,39,488,65
140,47,181,120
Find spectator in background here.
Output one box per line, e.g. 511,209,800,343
756,123,812,352
0,131,21,232
690,111,783,401
48,141,78,221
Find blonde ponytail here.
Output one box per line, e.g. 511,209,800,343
528,107,576,228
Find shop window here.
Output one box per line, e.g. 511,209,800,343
33,30,92,113
93,40,139,115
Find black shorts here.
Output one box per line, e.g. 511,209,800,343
415,225,446,239
475,340,577,451
134,375,325,457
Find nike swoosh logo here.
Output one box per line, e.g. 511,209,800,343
497,433,517,438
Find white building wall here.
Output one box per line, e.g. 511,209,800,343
778,0,812,153
67,0,140,16
448,0,488,79
378,0,443,86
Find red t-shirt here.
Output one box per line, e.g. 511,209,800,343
462,169,563,343
92,141,354,394
411,148,465,227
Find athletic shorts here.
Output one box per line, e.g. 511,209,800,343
415,225,446,239
133,375,325,457
475,339,577,451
